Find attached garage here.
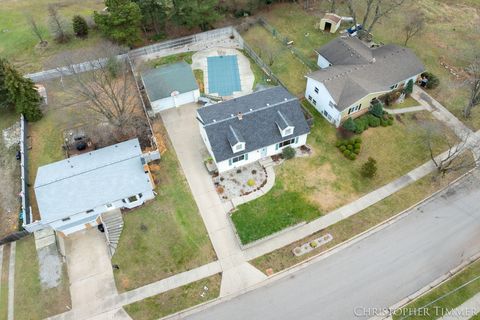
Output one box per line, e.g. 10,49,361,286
141,61,200,113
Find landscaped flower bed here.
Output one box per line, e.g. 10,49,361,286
292,233,333,256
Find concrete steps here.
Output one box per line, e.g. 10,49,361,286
259,157,274,168
101,209,124,257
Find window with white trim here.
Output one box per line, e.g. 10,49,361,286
390,83,398,90
312,99,317,105
277,138,296,149
232,154,245,163
308,95,312,101
314,87,319,94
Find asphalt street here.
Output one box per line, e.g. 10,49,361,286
188,170,480,320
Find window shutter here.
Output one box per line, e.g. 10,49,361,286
275,143,279,150
295,137,299,144
245,153,249,160
229,158,232,166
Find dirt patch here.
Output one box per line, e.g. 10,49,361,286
309,188,357,213
2,121,20,148
304,162,337,188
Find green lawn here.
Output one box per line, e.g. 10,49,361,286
389,96,421,109
241,25,310,96
149,52,195,68
14,236,71,319
232,101,456,244
0,0,107,73
393,259,480,320
0,246,10,320
112,121,216,292
124,274,221,320
251,159,473,273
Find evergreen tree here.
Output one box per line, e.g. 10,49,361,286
361,157,378,178
0,59,42,121
133,0,170,35
403,79,414,96
94,0,142,47
173,0,221,31
369,100,384,118
0,60,10,109
342,117,357,132
72,15,89,37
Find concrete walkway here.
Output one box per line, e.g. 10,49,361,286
437,292,480,319
384,105,428,114
160,104,267,296
412,85,473,138
8,242,15,320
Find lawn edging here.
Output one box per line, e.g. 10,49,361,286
227,210,306,250
384,252,480,320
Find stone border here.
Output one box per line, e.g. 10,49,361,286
231,166,275,207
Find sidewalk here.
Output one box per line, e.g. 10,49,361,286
8,242,15,320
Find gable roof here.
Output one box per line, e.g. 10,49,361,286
309,38,425,110
198,87,310,162
34,139,153,223
141,61,198,102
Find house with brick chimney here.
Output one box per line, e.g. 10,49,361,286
197,87,310,173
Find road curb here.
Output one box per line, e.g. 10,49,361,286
160,168,478,320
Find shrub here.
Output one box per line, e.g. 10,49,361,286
383,91,401,106
72,15,88,37
354,137,362,144
343,150,351,157
349,154,356,160
339,145,347,152
403,79,414,96
361,157,378,178
421,72,440,89
106,56,120,78
370,100,384,117
310,241,318,248
342,117,357,132
247,179,255,187
368,115,381,127
354,143,361,149
282,146,296,159
353,148,360,154
347,144,353,151
335,140,343,147
387,119,394,126
381,119,388,127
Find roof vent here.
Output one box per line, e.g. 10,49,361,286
266,103,270,106
237,112,243,120
249,108,253,111
284,98,288,101
213,119,216,122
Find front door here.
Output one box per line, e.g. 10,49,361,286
261,147,268,158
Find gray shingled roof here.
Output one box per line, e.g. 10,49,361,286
198,87,310,162
309,38,425,111
34,139,153,223
141,61,198,102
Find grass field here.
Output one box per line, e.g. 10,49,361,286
251,161,473,273
14,236,71,319
112,119,216,292
232,101,456,244
241,25,310,96
124,274,221,320
393,259,480,320
0,246,11,320
0,0,106,73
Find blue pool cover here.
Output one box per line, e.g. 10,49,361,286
207,55,241,96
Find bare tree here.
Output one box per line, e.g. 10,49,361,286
61,55,139,133
264,47,279,67
27,15,47,45
330,0,337,13
424,129,478,177
346,0,408,39
463,56,480,118
403,10,425,46
48,4,71,43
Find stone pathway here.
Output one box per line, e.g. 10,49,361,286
8,242,15,320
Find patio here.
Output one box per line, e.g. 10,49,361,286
213,162,267,201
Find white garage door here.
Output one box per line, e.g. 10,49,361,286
152,91,196,113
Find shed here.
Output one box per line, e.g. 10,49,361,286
319,13,342,33
141,61,200,113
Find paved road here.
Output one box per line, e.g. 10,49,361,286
187,171,480,320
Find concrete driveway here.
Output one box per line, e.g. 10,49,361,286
64,228,122,319
160,104,267,296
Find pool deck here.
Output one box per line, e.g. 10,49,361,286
192,47,255,98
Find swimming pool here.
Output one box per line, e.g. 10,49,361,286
207,55,241,96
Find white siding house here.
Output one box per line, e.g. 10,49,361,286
34,139,156,236
198,87,311,173
306,37,425,126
